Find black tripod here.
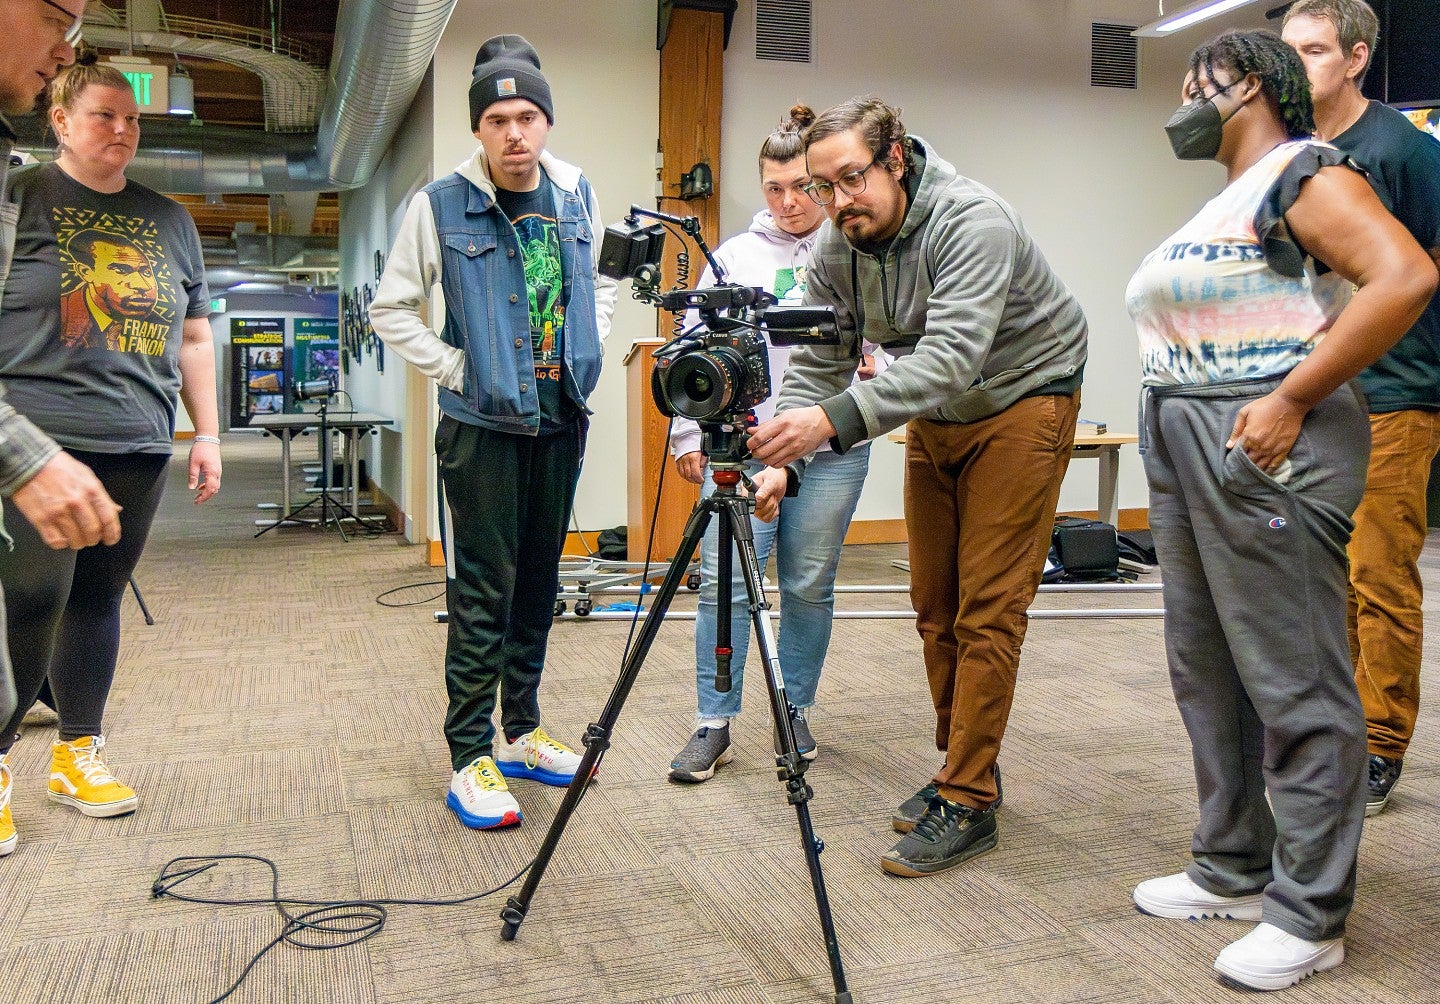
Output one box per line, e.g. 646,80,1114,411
253,398,367,540
498,461,853,1004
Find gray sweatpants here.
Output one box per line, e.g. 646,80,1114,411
1143,375,1369,942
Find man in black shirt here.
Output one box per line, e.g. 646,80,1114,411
1284,0,1440,816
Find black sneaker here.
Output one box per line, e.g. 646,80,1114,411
1366,753,1402,817
668,725,734,783
891,764,1002,834
881,796,998,877
892,783,939,834
772,707,817,762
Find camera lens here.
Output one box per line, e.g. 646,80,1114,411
661,350,741,421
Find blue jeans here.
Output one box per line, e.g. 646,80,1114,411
694,444,871,719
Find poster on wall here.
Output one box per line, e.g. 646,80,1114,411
230,317,285,427
291,317,340,412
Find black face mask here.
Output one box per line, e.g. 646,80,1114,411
1164,84,1237,161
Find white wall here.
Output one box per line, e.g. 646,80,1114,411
379,0,1276,531
717,0,1257,519
340,72,435,530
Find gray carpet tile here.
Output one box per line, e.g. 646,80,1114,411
0,434,1435,1003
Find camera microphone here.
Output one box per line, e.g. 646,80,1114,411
295,375,338,400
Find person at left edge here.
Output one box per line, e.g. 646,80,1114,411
0,60,221,855
369,34,617,831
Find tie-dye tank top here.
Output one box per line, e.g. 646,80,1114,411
1127,140,1353,386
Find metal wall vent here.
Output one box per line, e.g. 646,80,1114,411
1092,22,1139,89
756,0,813,63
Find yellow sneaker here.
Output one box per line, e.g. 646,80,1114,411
48,736,138,817
1,754,16,856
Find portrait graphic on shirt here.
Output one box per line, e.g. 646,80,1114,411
53,208,178,355
512,211,565,384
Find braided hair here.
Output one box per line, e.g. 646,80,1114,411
1189,29,1315,140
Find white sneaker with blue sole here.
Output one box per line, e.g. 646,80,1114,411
493,726,586,786
447,755,521,829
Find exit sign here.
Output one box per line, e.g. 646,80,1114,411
101,57,170,115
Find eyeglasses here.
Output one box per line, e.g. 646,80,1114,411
803,157,882,206
38,0,84,46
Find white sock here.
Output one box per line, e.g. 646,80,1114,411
697,717,729,730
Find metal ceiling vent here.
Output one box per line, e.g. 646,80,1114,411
1091,22,1140,89
756,0,812,63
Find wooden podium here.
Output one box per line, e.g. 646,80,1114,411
625,338,700,561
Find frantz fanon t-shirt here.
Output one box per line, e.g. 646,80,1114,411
0,163,209,453
493,175,575,433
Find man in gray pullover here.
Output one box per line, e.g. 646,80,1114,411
749,96,1088,877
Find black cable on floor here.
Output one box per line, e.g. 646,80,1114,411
374,579,446,607
151,852,534,1003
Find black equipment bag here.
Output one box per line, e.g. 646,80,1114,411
1044,517,1122,582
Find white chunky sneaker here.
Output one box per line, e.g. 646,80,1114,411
1214,922,1344,990
1133,871,1264,921
446,756,521,830
493,726,587,786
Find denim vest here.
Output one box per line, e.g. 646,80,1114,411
425,170,603,434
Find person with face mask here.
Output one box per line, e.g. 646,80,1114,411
1125,30,1434,992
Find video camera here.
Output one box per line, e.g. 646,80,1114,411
599,207,839,463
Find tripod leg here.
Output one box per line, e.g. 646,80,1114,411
499,497,717,941
128,576,155,626
723,497,853,1003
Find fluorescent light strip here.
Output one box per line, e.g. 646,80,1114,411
1132,0,1262,38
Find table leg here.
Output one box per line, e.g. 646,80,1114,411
280,429,294,519
1098,446,1120,527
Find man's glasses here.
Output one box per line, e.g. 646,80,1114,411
39,0,84,45
803,157,882,206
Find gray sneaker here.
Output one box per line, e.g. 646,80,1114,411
773,707,818,761
668,724,734,783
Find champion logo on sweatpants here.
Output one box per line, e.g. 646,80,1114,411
1268,517,1287,529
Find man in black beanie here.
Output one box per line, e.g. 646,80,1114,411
370,33,617,832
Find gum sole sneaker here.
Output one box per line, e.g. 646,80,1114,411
892,764,1002,834
1134,872,1264,921
448,756,521,830
494,726,586,786
48,736,138,818
1214,922,1344,991
882,798,997,877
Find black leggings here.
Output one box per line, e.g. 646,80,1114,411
0,450,169,749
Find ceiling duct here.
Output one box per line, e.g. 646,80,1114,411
15,0,458,194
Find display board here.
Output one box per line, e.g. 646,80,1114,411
230,317,286,427
291,318,341,412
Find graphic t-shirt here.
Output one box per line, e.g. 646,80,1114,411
494,177,573,433
1127,141,1353,387
0,163,209,452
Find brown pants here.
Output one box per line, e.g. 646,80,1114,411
1348,408,1440,761
904,392,1079,809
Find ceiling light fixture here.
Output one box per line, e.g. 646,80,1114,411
168,59,194,116
1132,0,1266,38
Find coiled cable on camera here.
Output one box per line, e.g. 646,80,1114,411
670,247,690,337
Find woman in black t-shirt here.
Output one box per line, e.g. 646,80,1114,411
0,63,220,854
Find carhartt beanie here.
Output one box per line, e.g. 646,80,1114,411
468,34,553,129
